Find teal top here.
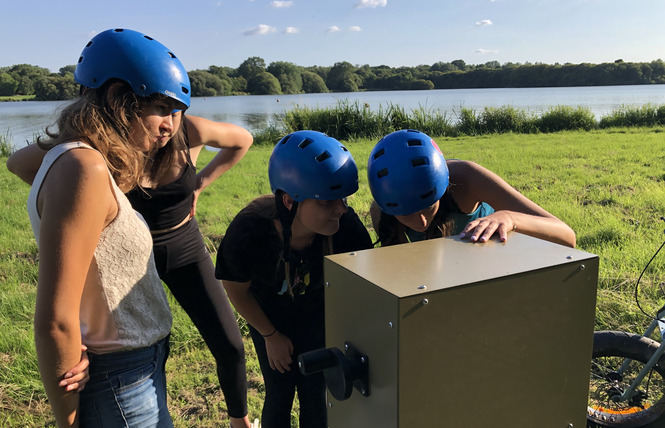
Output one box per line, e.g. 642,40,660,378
405,202,495,243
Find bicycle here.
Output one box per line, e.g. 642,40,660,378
587,225,665,427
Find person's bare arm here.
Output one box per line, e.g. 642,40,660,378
448,160,576,247
183,116,253,216
222,279,294,373
35,149,116,426
6,143,47,184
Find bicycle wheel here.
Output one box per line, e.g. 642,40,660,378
588,330,665,427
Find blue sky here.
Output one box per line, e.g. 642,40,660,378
2,0,664,73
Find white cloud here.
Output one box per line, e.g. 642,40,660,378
475,19,493,26
355,0,387,9
349,26,362,32
475,48,499,54
326,26,341,33
243,24,277,36
270,1,293,8
284,27,299,34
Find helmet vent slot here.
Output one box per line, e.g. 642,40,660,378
315,151,331,162
373,148,385,159
411,157,428,167
298,138,313,149
279,135,292,145
407,139,423,147
182,87,189,94
377,168,388,178
330,184,342,191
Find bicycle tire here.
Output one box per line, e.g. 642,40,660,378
587,330,665,427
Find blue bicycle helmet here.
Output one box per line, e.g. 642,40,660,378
74,28,191,109
269,130,359,202
368,129,449,216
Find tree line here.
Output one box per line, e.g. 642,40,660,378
2,57,664,101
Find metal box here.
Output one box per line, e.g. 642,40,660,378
323,233,598,428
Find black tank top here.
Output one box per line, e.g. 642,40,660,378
126,150,196,231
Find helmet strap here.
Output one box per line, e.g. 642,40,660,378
278,196,299,299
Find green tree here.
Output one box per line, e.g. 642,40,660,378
301,71,328,93
59,65,77,77
208,65,230,79
363,67,395,90
237,57,266,80
267,61,302,94
355,64,376,83
410,79,434,90
188,70,229,97
33,75,78,100
7,64,50,95
231,76,248,94
386,69,415,90
0,72,18,96
451,59,467,71
650,60,665,83
247,71,281,95
326,61,361,92
412,64,432,77
431,62,457,72
640,63,653,82
305,65,330,82
14,75,34,95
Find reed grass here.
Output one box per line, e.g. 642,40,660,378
0,129,14,157
599,103,665,128
254,100,664,144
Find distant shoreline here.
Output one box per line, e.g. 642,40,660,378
0,95,35,102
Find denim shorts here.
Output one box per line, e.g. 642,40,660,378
79,336,173,428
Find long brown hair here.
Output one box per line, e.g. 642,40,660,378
374,187,461,246
39,81,172,192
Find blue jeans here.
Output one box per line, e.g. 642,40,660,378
79,336,172,428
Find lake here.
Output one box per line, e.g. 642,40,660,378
2,84,665,149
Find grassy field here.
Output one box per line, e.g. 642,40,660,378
0,95,36,102
2,127,665,426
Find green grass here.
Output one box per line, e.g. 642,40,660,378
3,127,665,426
0,95,36,102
